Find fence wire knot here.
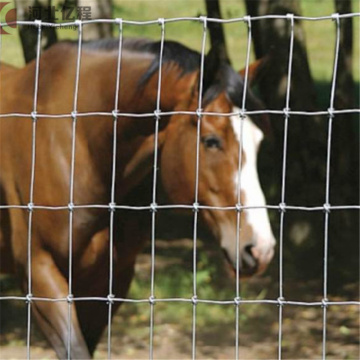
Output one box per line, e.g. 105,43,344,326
327,107,335,118
199,16,207,28
67,294,74,304
31,111,37,121
235,203,242,213
193,202,199,213
34,19,42,28
109,202,116,212
157,18,165,27
331,13,340,22
322,298,329,308
112,110,118,118
234,297,241,306
75,19,82,28
323,203,331,213
238,109,246,119
277,297,285,307
107,294,115,305
71,111,77,120
27,202,34,212
196,108,202,118
115,18,123,25
243,15,251,27
191,295,198,305
279,202,286,213
149,296,156,305
283,107,291,118
68,202,74,212
286,13,294,27
154,110,161,119
26,293,33,303
150,203,158,213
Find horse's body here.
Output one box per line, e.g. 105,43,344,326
0,38,275,358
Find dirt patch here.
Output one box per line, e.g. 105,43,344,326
1,238,359,359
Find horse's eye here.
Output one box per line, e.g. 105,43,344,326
201,134,222,150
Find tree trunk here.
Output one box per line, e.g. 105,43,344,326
78,0,113,41
15,0,58,63
244,0,317,110
15,0,113,63
329,0,359,288
334,0,354,109
205,0,230,63
244,0,358,289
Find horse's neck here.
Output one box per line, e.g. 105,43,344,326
75,54,196,202
119,55,197,114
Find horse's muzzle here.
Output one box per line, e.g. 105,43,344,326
223,242,275,278
240,245,259,276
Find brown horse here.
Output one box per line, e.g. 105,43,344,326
0,38,275,358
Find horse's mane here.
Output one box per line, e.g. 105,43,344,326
78,37,201,83
66,37,264,111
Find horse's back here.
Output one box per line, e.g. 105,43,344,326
0,62,19,75
0,39,160,270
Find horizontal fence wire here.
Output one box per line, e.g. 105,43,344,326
0,12,359,360
0,296,359,306
1,12,359,28
1,109,360,119
0,204,359,211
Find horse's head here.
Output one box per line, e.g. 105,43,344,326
160,51,275,277
123,45,275,277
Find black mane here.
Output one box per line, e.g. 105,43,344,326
80,37,201,83
73,37,264,111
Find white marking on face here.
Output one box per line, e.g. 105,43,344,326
230,107,276,253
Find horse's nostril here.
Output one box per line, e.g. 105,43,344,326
241,245,257,270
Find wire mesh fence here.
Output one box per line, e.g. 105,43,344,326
0,12,359,360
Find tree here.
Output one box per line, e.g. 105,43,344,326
78,0,112,41
205,0,230,63
15,0,58,63
334,0,354,110
205,0,358,288
15,0,113,63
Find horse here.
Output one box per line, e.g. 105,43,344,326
0,37,276,358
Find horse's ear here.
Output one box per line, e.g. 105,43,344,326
239,56,270,87
122,131,166,196
202,46,222,95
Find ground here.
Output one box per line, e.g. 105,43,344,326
0,238,358,360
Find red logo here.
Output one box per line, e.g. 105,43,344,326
0,2,17,35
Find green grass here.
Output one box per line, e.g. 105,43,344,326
118,242,271,333
1,0,359,82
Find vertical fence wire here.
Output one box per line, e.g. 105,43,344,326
25,20,42,360
67,20,83,360
322,13,341,360
107,18,124,360
148,18,166,360
277,13,295,360
191,16,208,360
234,15,252,360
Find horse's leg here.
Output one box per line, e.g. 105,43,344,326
76,212,149,355
76,264,135,355
31,249,91,359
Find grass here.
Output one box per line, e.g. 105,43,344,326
1,0,359,82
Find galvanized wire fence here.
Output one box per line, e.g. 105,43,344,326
0,13,360,360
